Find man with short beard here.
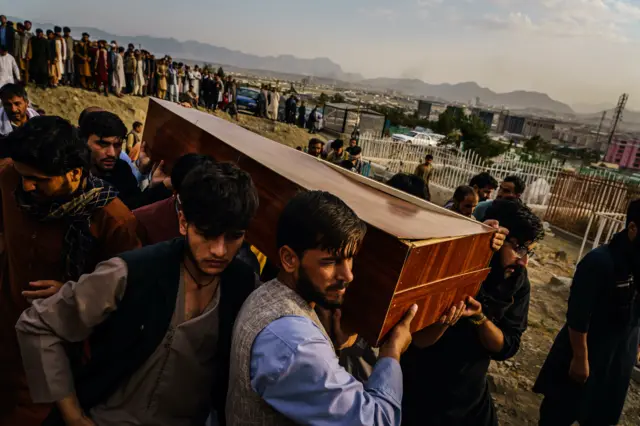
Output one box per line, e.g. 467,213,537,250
16,161,259,426
80,110,172,209
306,137,324,158
0,116,140,426
534,199,640,426
402,198,544,426
0,83,39,136
226,190,418,426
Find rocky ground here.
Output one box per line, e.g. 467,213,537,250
491,233,640,425
27,85,640,425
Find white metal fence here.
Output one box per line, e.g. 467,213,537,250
359,133,565,206
577,211,625,264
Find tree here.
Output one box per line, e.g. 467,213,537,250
318,92,330,105
523,135,552,161
217,67,225,78
331,93,345,103
434,110,456,136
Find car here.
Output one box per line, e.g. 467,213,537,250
392,130,441,146
236,87,260,114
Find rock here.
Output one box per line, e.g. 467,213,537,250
549,275,572,291
555,251,568,261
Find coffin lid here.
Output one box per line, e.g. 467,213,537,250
149,99,493,241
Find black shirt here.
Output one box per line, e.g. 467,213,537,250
96,159,171,210
533,232,640,425
402,265,530,426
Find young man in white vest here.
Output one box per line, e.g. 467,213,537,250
226,190,417,426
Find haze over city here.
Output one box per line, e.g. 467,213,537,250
7,0,640,109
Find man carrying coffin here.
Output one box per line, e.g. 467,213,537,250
402,199,544,426
16,162,259,426
226,190,418,426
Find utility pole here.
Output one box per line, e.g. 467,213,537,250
594,110,607,153
606,93,628,150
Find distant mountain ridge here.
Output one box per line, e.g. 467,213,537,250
358,78,574,114
13,18,575,114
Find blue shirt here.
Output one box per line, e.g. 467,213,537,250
250,315,403,426
119,151,144,184
0,27,5,46
472,199,493,222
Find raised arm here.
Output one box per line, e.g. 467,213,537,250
15,258,129,420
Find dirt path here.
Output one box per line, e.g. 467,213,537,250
491,234,640,425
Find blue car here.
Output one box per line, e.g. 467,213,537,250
236,87,260,114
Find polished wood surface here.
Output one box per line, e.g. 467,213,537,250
143,99,497,346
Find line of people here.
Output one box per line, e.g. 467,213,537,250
0,88,637,426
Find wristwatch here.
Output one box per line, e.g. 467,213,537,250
469,313,488,326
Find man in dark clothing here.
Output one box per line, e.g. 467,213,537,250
297,101,306,128
80,111,172,209
533,200,640,426
402,199,544,426
16,161,260,426
28,29,50,88
0,16,15,57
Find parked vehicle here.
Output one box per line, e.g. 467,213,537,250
236,87,260,114
391,130,443,146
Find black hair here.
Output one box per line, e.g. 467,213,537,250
132,121,143,129
82,32,90,37
118,46,125,53
296,146,302,151
79,111,127,140
504,175,526,195
425,154,434,161
180,162,258,237
484,199,544,245
54,26,62,33
626,199,640,227
387,173,428,200
63,27,71,33
24,20,32,25
331,139,344,150
6,116,90,175
17,23,25,31
0,83,27,102
36,29,43,34
308,138,324,148
277,190,366,259
46,30,53,35
470,172,498,189
0,45,6,52
172,153,215,193
349,146,362,156
339,159,354,170
453,185,476,203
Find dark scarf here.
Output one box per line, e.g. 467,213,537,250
15,174,118,281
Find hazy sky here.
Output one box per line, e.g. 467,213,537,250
7,0,640,109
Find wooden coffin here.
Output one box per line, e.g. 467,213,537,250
143,99,495,346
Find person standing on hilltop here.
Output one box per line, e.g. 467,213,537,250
0,16,15,57
53,27,66,87
0,44,20,89
146,53,157,96
124,50,136,94
94,40,109,97
167,61,179,102
29,29,49,89
111,46,125,98
133,51,146,96
62,27,74,85
156,57,168,100
534,199,640,426
74,32,91,89
13,23,30,85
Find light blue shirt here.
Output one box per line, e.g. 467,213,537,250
118,151,144,184
473,199,493,222
250,315,403,426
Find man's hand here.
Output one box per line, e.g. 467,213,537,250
136,141,153,174
315,306,358,350
380,304,418,361
58,393,96,426
150,160,172,190
461,296,483,318
484,219,508,252
569,356,590,383
438,301,465,326
22,280,64,299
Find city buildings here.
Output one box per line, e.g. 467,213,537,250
604,137,640,170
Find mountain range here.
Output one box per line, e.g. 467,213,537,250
10,18,580,115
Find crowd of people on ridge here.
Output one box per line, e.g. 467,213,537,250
0,13,639,426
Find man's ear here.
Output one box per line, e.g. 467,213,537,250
279,245,299,273
68,167,82,182
178,210,187,236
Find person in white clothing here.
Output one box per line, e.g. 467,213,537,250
190,65,202,100
0,83,39,136
268,89,280,121
0,45,20,89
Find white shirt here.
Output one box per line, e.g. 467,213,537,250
0,107,39,136
0,53,20,88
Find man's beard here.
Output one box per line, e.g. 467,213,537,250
296,266,348,309
184,231,217,279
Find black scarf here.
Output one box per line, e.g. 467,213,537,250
15,174,119,281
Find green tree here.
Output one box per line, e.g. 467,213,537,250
434,110,456,136
331,93,346,103
318,92,330,105
217,67,225,78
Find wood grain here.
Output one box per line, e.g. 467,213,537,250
142,99,497,346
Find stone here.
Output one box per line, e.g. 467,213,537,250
549,275,572,291
555,250,568,261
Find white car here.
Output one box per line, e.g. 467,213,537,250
392,131,442,147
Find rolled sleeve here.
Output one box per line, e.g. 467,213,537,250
251,316,402,426
15,258,129,403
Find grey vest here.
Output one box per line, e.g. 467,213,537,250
226,279,332,425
